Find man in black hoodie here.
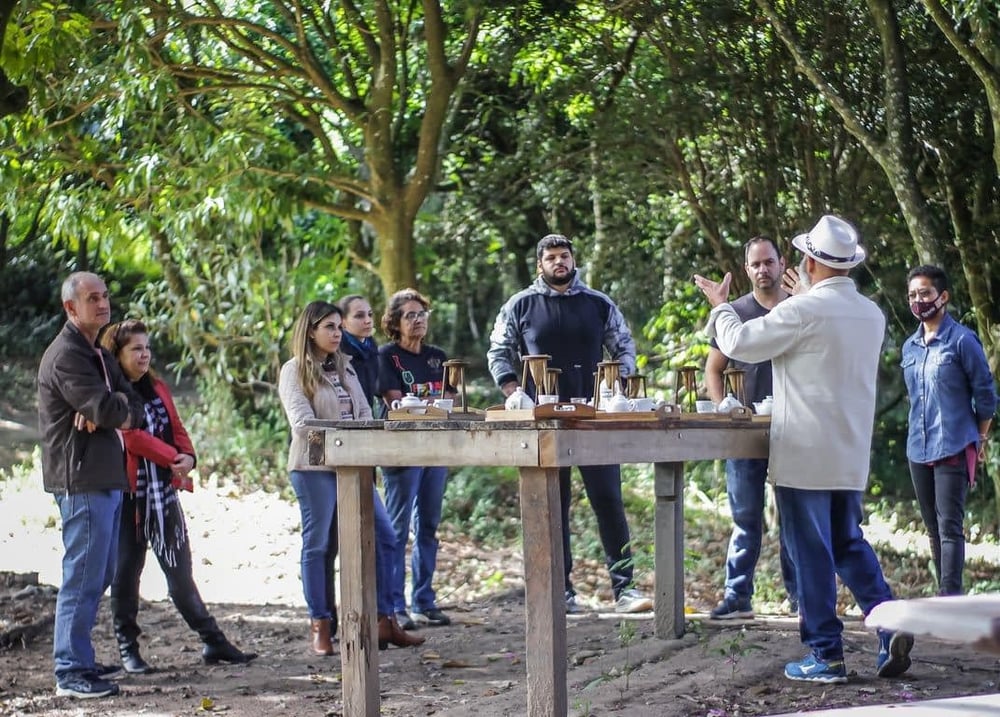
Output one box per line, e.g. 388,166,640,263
487,234,652,614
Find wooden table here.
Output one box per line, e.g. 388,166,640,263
305,415,769,716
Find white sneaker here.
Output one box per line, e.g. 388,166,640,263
614,588,653,614
565,592,582,614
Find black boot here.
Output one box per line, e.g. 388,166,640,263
119,642,155,674
202,635,258,665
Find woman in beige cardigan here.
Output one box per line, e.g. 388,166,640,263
278,300,423,654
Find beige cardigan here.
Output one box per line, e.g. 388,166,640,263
278,356,373,471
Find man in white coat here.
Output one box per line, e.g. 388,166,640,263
693,215,913,684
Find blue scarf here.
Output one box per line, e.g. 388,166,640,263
342,331,377,359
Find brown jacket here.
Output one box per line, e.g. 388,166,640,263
37,321,144,494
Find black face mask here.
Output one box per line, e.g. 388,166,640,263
910,295,944,322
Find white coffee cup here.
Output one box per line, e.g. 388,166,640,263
433,398,454,411
630,397,655,412
536,394,559,405
695,400,716,414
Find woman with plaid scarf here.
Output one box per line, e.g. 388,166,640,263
101,320,257,674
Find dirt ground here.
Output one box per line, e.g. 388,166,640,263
1,570,998,717
1,402,999,716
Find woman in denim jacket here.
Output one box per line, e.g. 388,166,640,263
902,265,996,595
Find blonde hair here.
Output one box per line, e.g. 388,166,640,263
290,301,346,402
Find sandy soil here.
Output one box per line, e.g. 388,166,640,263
2,467,999,717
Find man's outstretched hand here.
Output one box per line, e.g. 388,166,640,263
693,272,732,308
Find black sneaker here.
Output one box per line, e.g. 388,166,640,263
709,596,754,620
411,607,451,626
876,630,914,678
55,673,121,699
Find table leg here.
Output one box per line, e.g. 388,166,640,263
653,461,685,638
518,466,567,717
336,466,380,716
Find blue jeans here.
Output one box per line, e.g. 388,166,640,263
291,470,396,618
560,464,634,600
909,459,968,595
723,459,797,603
775,487,894,661
53,490,123,681
382,466,448,612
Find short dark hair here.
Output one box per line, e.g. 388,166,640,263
536,234,573,260
744,235,781,262
381,288,430,342
907,264,949,294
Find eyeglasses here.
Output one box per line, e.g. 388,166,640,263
402,310,431,321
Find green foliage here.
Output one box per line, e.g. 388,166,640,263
715,626,764,678
2,3,90,78
3,0,1000,534
442,465,522,543
179,376,288,492
0,256,64,358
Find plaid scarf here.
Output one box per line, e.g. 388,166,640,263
134,390,186,567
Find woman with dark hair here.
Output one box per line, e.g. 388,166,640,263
337,294,382,417
278,301,423,654
377,289,454,629
902,265,996,595
101,320,256,673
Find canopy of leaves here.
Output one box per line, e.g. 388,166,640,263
2,0,999,510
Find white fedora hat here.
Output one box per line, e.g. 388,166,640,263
791,215,866,269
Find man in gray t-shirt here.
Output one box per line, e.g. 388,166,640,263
705,236,797,620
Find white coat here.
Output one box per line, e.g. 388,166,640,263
706,276,885,491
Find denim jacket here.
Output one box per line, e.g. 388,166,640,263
901,312,997,463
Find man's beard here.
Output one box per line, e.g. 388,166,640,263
545,268,576,287
797,258,812,290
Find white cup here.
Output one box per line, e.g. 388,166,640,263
536,394,559,405
570,397,589,405
630,397,655,412
433,398,454,411
695,400,716,414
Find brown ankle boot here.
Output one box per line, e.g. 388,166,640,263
310,618,335,656
377,614,426,650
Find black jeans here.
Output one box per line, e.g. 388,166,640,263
110,492,223,647
559,464,634,600
909,458,969,595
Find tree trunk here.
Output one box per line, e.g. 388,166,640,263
371,207,418,295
